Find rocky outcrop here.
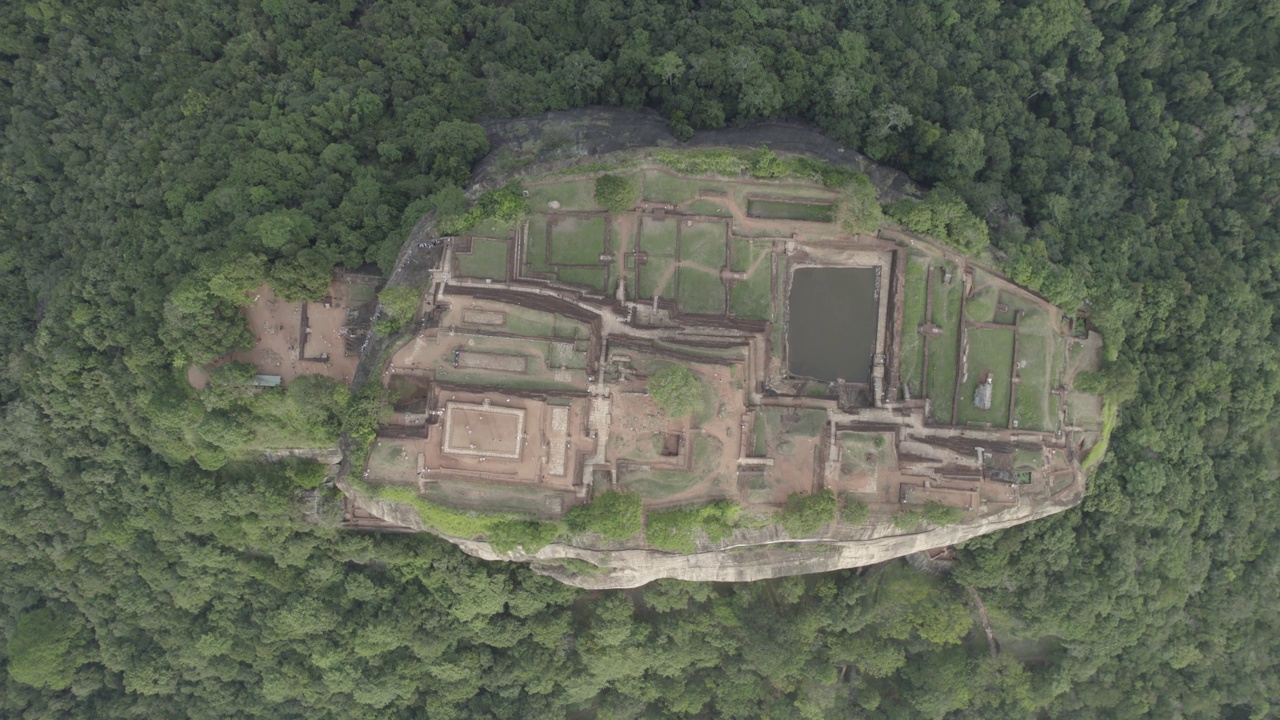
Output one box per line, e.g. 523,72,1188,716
339,479,1081,589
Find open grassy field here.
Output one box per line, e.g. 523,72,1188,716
680,220,728,267
620,435,725,500
469,218,515,239
556,266,610,293
686,199,730,216
729,237,752,272
1013,333,1053,430
727,239,772,320
638,255,677,299
456,238,509,280
677,267,726,314
421,479,570,516
527,178,601,211
955,327,1016,427
639,216,679,255
926,264,963,423
525,217,551,272
642,170,720,204
898,254,929,397
498,306,587,340
965,272,1001,323
840,432,889,475
746,198,835,222
549,216,607,264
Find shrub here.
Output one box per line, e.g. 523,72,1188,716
594,174,638,214
284,458,329,489
646,500,742,552
885,188,989,254
840,497,870,525
437,182,528,235
647,365,703,418
564,491,643,540
777,489,838,536
488,520,562,553
893,509,923,531
374,285,421,335
921,501,964,526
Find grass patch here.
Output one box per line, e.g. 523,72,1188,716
728,263,773,320
747,198,834,222
730,238,752,272
926,264,963,423
621,435,724,501
956,327,1017,427
527,179,600,211
641,170,715,203
899,254,929,397
679,221,728,268
965,281,1000,323
556,266,608,292
685,199,730,216
455,238,509,280
525,217,551,272
639,216,679,255
355,480,502,538
469,218,516,239
565,490,643,540
677,267,726,314
1081,398,1118,472
550,216,607,264
1013,333,1052,430
840,432,888,475
638,255,677,299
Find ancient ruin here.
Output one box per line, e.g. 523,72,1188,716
340,162,1108,587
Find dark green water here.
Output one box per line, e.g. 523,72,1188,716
787,267,878,383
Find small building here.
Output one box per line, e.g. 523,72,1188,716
251,374,283,387
973,374,994,410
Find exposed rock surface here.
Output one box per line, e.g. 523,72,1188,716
338,479,1081,590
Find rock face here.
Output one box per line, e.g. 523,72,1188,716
340,480,1082,590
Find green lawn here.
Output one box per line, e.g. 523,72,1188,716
685,199,730,216
556,266,609,292
746,198,834,222
729,264,772,320
456,238,509,280
677,267,726,314
840,433,889,475
899,254,929,398
955,327,1016,427
638,255,677,299
730,238,752,272
1013,333,1053,430
926,265,963,423
527,178,600,211
525,217,551,272
680,221,728,268
550,216,607,264
620,436,724,500
965,275,1000,323
640,216,679,255
642,170,719,203
469,218,516,239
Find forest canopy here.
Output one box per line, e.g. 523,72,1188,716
1,0,1279,718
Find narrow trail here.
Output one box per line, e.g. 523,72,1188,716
966,585,1001,659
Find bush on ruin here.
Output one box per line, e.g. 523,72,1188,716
646,365,703,418
564,491,643,540
777,489,838,536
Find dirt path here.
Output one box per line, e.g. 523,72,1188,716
966,585,1000,659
